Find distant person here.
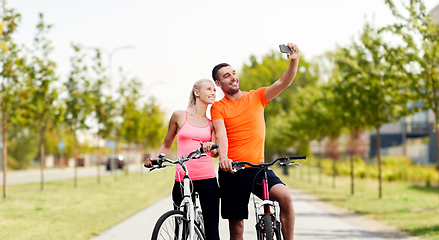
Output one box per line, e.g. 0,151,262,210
211,43,300,240
144,79,220,240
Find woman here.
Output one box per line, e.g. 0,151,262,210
144,79,220,240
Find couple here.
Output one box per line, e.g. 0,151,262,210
144,43,300,240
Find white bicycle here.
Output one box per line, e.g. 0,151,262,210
147,144,218,240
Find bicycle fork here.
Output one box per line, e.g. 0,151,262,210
254,171,281,237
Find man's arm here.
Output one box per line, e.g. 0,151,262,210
265,43,300,101
213,119,233,173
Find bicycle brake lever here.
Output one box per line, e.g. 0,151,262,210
149,166,159,172
289,162,300,167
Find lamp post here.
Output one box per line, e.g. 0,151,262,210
108,46,136,85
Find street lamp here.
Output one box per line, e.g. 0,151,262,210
108,45,136,83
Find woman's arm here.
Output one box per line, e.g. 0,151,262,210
144,111,182,167
209,123,218,158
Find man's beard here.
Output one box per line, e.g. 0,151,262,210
223,86,240,95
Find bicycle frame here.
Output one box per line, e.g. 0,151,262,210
256,170,281,222
232,155,305,240
178,163,196,239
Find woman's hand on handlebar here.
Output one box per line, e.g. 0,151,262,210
200,141,214,153
144,156,157,168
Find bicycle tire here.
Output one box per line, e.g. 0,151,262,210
263,213,275,240
151,210,205,240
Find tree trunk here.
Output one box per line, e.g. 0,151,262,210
350,152,354,195
349,129,358,196
308,153,311,182
318,140,322,185
74,131,78,188
39,125,45,191
97,133,101,184
2,109,7,199
376,127,382,199
332,157,336,189
436,119,439,206
115,138,119,180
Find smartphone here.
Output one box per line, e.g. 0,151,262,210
279,44,294,54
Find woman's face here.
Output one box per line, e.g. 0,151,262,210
197,81,216,104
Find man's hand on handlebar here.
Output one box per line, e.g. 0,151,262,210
219,157,234,173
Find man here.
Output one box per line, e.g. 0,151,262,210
210,43,300,240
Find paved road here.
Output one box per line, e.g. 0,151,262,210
90,188,421,240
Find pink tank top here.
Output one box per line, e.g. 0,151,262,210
174,112,216,181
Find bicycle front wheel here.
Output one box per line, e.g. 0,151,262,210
151,210,205,240
262,213,275,240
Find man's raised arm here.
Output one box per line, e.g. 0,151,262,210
265,43,300,101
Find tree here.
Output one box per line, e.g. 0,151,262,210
119,77,143,174
329,47,370,195
90,48,114,184
335,22,410,198
383,0,439,197
26,13,59,191
0,4,24,198
239,51,319,156
140,97,167,150
64,43,92,188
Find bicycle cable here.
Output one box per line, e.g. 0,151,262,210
251,167,267,206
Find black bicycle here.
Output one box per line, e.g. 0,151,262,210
232,155,306,240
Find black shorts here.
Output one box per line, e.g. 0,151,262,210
218,167,284,220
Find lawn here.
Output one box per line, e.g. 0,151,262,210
277,166,439,240
0,169,174,240
1,165,438,240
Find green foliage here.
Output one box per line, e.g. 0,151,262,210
141,97,167,149
118,74,143,144
90,48,115,139
319,156,438,183
238,51,319,154
25,13,59,124
64,43,93,133
6,125,39,170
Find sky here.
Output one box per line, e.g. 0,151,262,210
8,0,439,118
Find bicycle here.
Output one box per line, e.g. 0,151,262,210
231,155,306,240
147,144,219,240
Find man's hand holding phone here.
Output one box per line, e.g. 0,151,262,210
279,43,300,60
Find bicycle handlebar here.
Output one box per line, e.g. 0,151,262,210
232,155,306,172
148,144,219,171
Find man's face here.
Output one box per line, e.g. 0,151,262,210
215,66,240,95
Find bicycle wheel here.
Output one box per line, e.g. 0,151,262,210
151,210,205,240
262,213,275,240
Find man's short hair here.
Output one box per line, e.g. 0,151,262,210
212,63,230,81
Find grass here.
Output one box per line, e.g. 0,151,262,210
2,164,439,240
0,168,175,240
276,166,439,240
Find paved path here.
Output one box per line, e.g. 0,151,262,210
90,188,421,240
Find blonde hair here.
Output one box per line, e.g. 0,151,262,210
188,79,214,108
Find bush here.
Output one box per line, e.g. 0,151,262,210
315,156,438,183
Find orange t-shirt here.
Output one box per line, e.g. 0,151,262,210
211,87,269,164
